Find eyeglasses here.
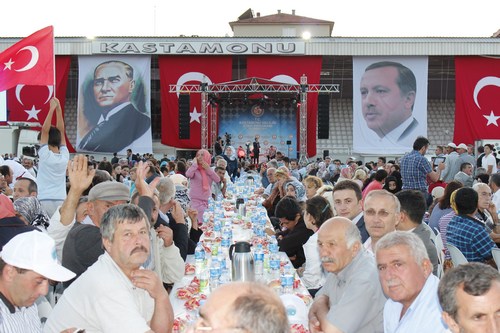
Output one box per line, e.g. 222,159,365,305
364,209,394,218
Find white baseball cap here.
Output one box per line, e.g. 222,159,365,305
457,143,468,150
1,231,76,282
447,142,457,149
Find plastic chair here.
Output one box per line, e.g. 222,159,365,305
492,248,500,272
433,231,445,278
447,243,469,267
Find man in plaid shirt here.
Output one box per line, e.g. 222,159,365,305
446,187,497,263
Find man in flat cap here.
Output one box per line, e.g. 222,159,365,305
0,231,75,332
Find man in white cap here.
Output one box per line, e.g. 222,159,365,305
0,231,75,332
456,143,476,168
441,142,460,182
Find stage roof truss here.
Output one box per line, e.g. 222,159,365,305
168,76,340,159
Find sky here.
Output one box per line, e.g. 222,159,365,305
0,0,499,38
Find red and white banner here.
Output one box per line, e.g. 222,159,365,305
6,56,73,151
246,56,322,157
0,26,54,92
454,56,500,144
158,56,232,149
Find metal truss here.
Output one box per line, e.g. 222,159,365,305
169,76,340,159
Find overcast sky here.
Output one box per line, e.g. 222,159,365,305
0,0,498,38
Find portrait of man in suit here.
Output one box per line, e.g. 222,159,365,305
78,59,151,153
360,61,418,142
353,57,428,154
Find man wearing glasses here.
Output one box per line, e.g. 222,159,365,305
363,190,401,254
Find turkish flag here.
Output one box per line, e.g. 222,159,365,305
5,56,74,151
0,26,54,92
158,56,232,149
454,56,500,144
247,56,322,157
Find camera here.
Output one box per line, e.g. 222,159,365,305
22,144,39,158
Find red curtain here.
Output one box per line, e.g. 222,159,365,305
454,56,500,144
158,56,233,149
6,56,73,151
247,56,323,157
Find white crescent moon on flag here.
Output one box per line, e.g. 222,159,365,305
473,76,500,109
15,84,54,106
14,46,39,72
176,72,213,97
270,75,298,85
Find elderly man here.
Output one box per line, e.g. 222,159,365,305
442,142,461,182
332,180,369,242
375,231,448,333
0,231,75,332
44,205,174,333
197,281,289,333
438,262,500,333
363,190,401,253
308,217,386,333
473,182,500,243
395,190,439,275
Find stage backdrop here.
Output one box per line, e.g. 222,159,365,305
158,56,233,149
246,56,322,158
218,102,297,160
454,56,500,145
77,55,152,154
6,56,74,152
353,56,428,155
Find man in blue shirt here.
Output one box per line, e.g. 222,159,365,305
446,187,497,263
400,136,445,204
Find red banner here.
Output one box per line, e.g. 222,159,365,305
247,56,322,157
6,56,74,151
454,56,500,144
0,26,54,92
158,56,232,149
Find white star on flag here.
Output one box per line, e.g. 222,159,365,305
3,59,14,70
190,107,201,124
25,105,41,120
483,110,500,127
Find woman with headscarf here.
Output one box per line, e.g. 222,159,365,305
186,149,220,224
336,166,353,184
222,145,238,182
13,196,50,230
383,175,402,194
428,180,463,231
0,194,38,249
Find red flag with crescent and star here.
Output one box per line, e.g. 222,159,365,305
0,26,54,92
454,56,500,144
158,56,232,149
5,56,74,151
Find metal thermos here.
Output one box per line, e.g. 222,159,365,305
229,241,255,282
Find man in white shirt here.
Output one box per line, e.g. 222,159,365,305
44,204,174,333
375,231,448,333
490,173,500,212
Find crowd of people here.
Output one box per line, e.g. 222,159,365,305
1,115,500,333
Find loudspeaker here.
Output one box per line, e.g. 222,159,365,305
323,150,329,159
317,94,330,139
178,94,190,139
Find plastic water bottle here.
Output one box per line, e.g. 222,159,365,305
269,244,281,280
282,263,294,294
195,242,205,276
213,219,222,239
220,226,232,255
269,235,278,254
254,244,264,277
209,258,221,291
200,268,209,293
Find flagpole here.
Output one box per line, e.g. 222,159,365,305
51,26,56,97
